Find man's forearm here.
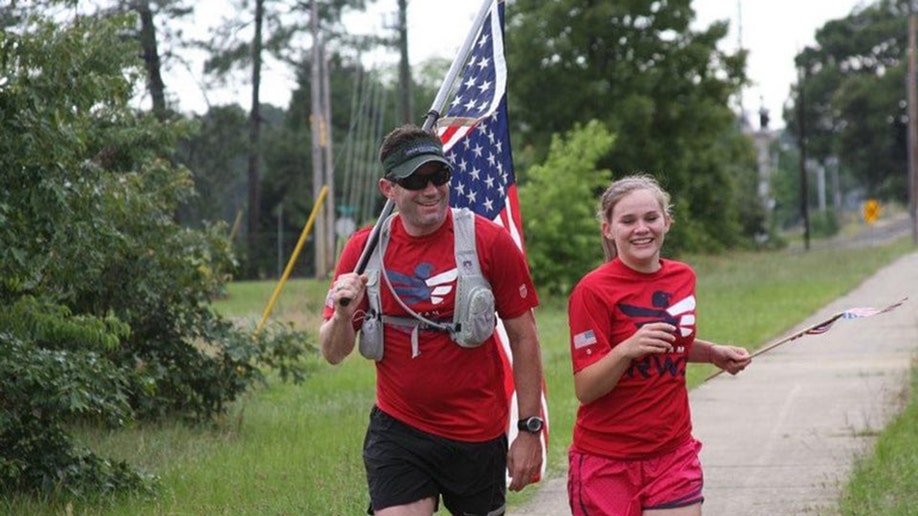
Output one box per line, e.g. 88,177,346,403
505,311,544,419
319,312,357,364
513,345,544,419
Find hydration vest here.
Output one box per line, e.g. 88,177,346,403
358,208,496,361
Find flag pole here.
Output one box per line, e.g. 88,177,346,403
340,0,496,306
703,297,908,383
703,313,844,383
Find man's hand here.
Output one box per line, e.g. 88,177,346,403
319,273,368,364
507,431,543,492
330,272,368,314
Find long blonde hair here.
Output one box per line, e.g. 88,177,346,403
598,174,672,261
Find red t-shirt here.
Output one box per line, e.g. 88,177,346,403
323,210,539,442
568,258,697,459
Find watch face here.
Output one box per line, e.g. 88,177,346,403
521,417,543,432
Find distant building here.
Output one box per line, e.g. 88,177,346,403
744,104,778,216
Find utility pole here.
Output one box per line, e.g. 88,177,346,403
397,0,412,123
798,65,811,251
247,0,265,274
311,0,328,277
323,51,336,269
908,2,918,245
736,0,745,119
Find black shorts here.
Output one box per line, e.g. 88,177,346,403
363,406,508,515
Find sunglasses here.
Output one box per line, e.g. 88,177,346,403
390,167,452,191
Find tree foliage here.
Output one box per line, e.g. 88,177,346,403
253,53,414,277
177,105,250,227
519,121,615,294
784,0,910,202
1,11,312,497
505,0,761,253
202,0,373,275
0,299,152,496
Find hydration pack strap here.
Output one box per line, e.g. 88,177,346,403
377,226,455,358
380,315,450,358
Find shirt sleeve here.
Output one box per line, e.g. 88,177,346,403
568,281,614,373
478,221,539,319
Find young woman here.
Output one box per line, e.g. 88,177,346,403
567,174,751,516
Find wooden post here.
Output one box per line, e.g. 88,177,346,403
323,52,336,269
798,65,811,251
908,6,918,245
310,0,328,277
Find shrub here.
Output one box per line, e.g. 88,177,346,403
0,10,315,497
809,209,840,239
519,121,615,295
0,298,155,496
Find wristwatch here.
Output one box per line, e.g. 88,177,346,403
517,416,544,434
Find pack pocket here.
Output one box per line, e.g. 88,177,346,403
452,284,495,348
358,270,383,360
359,311,384,361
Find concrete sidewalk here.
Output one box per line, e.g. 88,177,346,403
513,250,918,515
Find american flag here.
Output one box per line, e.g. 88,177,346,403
807,298,908,334
840,299,906,319
436,0,548,480
803,314,844,336
437,0,525,250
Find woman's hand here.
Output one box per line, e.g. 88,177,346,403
618,322,676,359
711,345,751,375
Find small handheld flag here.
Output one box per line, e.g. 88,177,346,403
704,297,908,382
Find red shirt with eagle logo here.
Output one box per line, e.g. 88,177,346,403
568,258,697,459
324,210,539,442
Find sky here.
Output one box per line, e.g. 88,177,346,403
168,0,871,129
692,0,870,127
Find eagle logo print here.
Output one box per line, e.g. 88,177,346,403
386,263,457,305
618,291,696,337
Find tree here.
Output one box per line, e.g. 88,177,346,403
260,51,406,277
505,0,757,253
126,0,198,119
0,11,310,496
518,121,615,294
1,12,172,495
203,0,371,276
784,0,910,203
135,0,168,118
48,0,197,118
176,105,250,227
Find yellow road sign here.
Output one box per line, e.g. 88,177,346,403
863,199,880,224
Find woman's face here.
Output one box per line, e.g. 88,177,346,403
602,188,671,273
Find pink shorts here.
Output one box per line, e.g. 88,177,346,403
568,439,704,516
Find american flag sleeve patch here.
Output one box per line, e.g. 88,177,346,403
573,330,597,349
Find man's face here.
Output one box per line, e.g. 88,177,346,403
379,162,451,236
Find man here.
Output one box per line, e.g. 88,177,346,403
320,124,545,516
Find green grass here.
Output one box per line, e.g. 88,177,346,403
215,278,332,331
4,235,915,515
685,241,916,384
839,360,918,515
